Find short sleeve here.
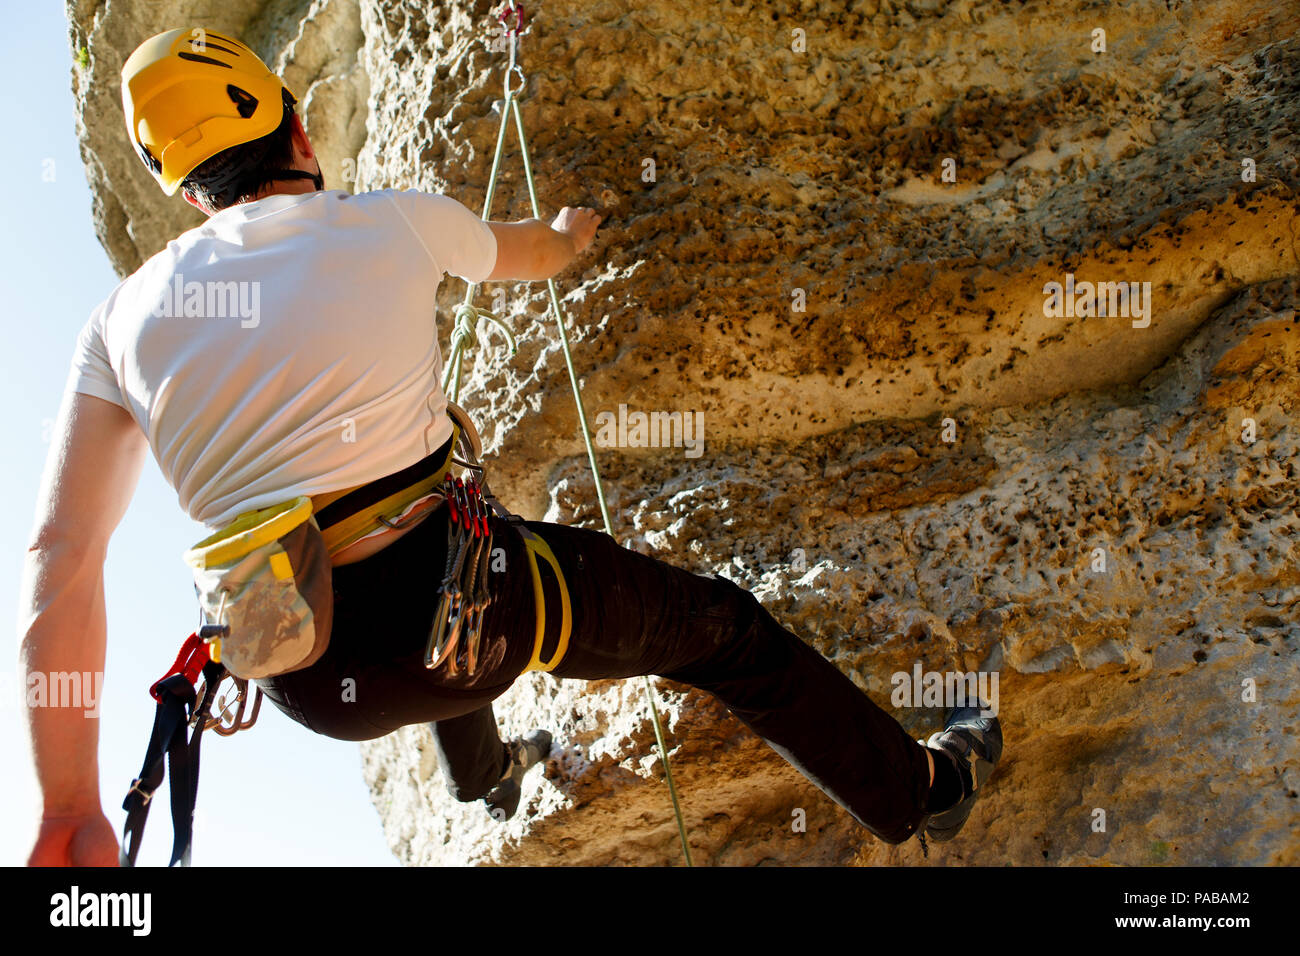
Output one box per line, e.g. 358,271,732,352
386,190,498,283
65,302,127,409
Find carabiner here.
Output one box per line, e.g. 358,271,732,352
203,676,263,736
498,2,525,37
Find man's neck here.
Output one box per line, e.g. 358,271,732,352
251,178,320,202
204,164,323,215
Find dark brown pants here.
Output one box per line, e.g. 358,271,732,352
258,506,932,844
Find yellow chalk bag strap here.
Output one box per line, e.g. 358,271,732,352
184,496,315,571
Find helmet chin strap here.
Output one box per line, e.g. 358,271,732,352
269,166,324,191
186,160,324,209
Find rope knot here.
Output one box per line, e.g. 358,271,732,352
451,302,518,356
452,302,489,344
443,300,521,399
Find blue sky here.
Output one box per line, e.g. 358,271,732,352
2,5,396,866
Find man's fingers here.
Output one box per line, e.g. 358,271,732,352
28,813,120,867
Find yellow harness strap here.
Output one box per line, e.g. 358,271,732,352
315,425,461,557
517,525,572,672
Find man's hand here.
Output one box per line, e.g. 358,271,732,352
550,206,602,255
28,812,121,867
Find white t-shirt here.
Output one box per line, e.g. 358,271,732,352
65,188,497,528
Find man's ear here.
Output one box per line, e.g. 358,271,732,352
181,189,210,215
289,113,316,162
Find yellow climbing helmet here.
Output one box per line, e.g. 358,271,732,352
121,28,295,196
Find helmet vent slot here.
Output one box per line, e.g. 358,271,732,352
225,85,259,118
177,51,231,68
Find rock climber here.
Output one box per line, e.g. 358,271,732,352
21,28,1001,866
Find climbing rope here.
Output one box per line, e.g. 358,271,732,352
440,1,693,866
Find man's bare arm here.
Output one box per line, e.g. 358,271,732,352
485,206,602,281
21,390,147,865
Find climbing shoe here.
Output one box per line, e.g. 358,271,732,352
918,704,1003,846
484,729,552,822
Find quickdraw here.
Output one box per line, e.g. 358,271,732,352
426,429,500,676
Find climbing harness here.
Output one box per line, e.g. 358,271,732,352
121,420,466,865
120,401,564,863
439,0,693,864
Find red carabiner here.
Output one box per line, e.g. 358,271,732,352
498,2,525,37
148,632,211,701
464,476,483,538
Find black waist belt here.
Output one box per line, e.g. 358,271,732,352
315,428,458,556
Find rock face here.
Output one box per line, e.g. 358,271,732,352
71,0,1298,865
